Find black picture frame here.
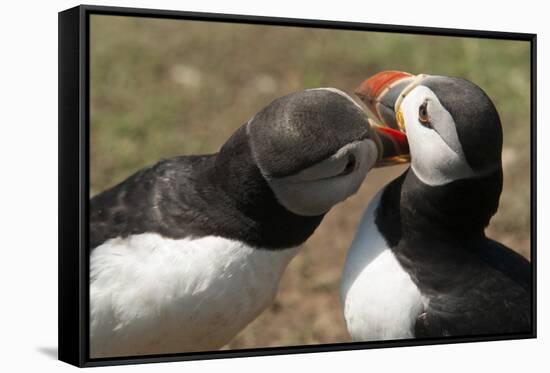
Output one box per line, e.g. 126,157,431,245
58,4,537,367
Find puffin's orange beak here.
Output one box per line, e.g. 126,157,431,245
356,70,414,131
368,123,410,168
356,71,414,168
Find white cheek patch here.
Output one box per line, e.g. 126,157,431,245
284,141,364,182
401,86,475,186
423,97,465,157
266,138,378,216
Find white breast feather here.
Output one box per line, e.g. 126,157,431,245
341,190,425,341
90,233,299,357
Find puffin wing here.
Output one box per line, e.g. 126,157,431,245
90,155,215,250
413,238,532,338
473,238,531,290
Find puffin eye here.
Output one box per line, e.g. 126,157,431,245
341,153,356,176
418,100,431,127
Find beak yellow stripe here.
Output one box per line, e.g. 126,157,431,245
393,74,428,132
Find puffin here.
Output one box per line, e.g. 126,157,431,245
341,71,531,341
89,88,405,357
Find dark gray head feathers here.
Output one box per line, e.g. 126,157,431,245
247,89,370,178
422,76,503,173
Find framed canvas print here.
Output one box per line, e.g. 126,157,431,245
58,4,536,367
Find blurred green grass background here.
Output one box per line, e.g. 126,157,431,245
90,15,531,349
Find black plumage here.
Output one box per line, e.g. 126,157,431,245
90,89,371,251
375,156,531,338
90,125,323,251
346,72,531,340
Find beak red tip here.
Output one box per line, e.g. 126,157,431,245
356,70,414,168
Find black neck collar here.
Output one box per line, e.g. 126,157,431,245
376,167,503,246
202,125,325,249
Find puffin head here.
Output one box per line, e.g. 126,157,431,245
245,88,406,216
356,71,503,186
